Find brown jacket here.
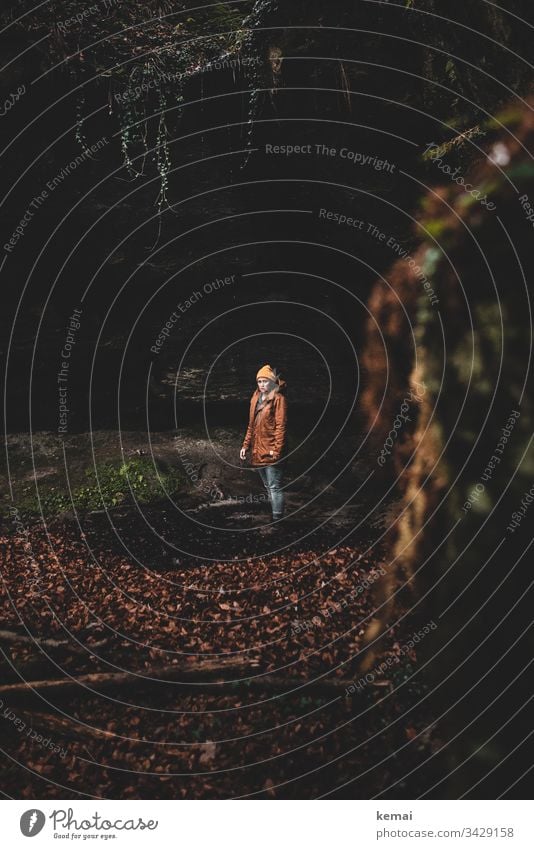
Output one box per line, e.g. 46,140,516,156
242,380,287,466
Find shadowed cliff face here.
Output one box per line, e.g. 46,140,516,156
2,1,531,433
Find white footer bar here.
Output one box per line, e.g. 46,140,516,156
4,800,531,848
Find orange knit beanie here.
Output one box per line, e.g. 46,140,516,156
256,364,277,382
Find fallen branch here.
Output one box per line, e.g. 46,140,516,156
0,657,387,702
0,630,67,649
3,710,216,757
0,629,108,654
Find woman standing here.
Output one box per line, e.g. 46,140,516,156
240,365,287,524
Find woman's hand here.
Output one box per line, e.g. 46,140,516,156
239,447,247,461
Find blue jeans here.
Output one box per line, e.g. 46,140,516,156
257,464,284,519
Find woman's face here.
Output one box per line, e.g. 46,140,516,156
257,378,271,393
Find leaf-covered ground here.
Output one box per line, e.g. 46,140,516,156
0,506,437,798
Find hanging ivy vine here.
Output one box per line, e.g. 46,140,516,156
4,1,258,209
3,0,532,207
